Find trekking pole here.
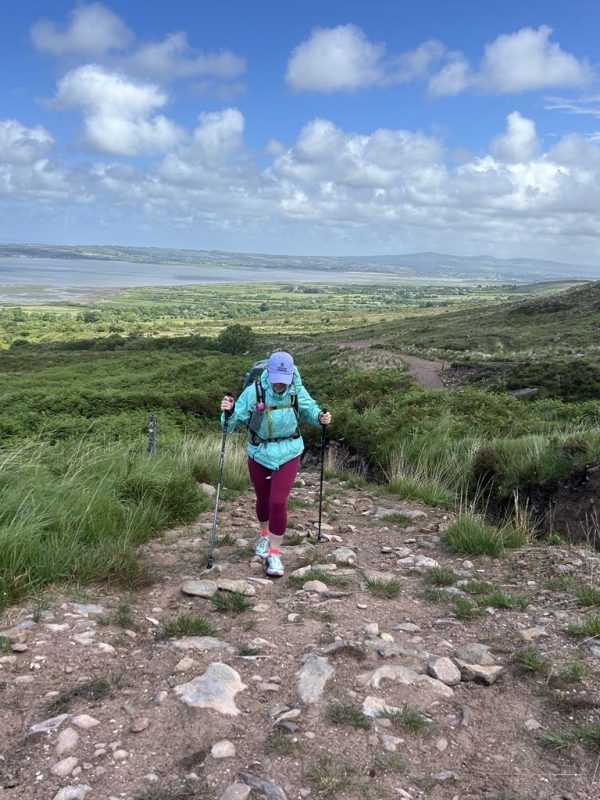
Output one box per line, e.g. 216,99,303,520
206,395,233,570
317,410,329,543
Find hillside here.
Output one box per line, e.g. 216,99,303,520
2,471,600,800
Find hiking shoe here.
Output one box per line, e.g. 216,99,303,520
254,535,270,559
265,553,284,577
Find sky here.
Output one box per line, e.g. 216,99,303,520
2,0,600,263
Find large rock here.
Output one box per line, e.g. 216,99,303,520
363,569,397,583
454,660,504,685
181,580,217,597
239,771,288,800
52,787,91,800
219,785,252,800
217,579,256,596
29,714,69,735
357,665,454,698
56,727,79,756
428,657,461,687
296,654,334,704
174,662,247,715
330,547,357,566
172,637,230,652
455,643,495,665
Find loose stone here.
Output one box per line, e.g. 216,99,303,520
211,740,237,758
51,757,79,777
56,727,80,756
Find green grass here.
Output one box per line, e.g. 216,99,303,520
50,675,121,713
379,704,430,733
381,512,413,527
373,753,407,773
425,567,459,586
265,730,303,756
422,587,445,603
454,597,478,619
328,703,371,730
567,613,600,638
544,575,573,591
210,590,251,614
480,588,529,610
0,635,12,651
443,514,525,558
161,615,216,639
558,661,590,683
306,756,355,797
462,580,494,595
542,721,600,751
514,647,550,675
238,644,261,657
366,578,403,599
575,586,600,607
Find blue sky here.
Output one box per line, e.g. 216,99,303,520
2,1,600,262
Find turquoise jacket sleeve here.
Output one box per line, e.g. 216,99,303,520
220,384,253,431
297,384,322,427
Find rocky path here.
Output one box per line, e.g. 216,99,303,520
1,473,599,800
332,338,444,388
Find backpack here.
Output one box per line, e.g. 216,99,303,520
243,359,299,442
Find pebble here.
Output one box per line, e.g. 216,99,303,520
302,580,329,593
72,715,100,730
51,757,79,777
130,717,151,733
435,737,449,752
211,740,237,758
525,718,542,730
174,647,197,668
218,784,252,800
56,728,80,756
287,613,301,623
113,749,129,761
428,657,462,686
519,627,549,642
364,623,379,637
396,622,421,633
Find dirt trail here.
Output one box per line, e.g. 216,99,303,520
1,473,599,800
335,337,445,387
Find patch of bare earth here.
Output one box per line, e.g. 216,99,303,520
1,473,599,800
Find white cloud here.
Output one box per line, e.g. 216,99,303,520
286,24,384,92
125,31,245,82
4,111,600,262
480,26,592,92
30,2,133,57
54,65,184,155
491,112,539,163
545,93,600,117
429,26,593,97
0,120,54,164
428,53,472,97
286,26,447,92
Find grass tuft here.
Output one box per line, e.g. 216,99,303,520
210,590,251,614
480,588,529,610
575,586,600,607
0,636,12,652
366,578,402,599
514,646,550,675
373,753,407,773
558,660,589,683
306,756,355,797
238,644,261,657
379,703,429,733
425,567,459,587
161,615,216,639
443,514,525,558
454,597,478,619
328,702,370,730
567,613,600,638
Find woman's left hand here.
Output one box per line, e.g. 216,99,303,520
319,411,332,425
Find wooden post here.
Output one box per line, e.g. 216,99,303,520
147,413,157,454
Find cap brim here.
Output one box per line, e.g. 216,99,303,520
268,372,293,384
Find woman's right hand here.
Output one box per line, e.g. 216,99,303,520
221,395,234,413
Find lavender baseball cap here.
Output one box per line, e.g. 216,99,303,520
267,351,294,384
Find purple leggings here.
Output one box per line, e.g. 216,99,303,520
248,455,301,536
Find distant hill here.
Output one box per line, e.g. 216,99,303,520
381,280,600,357
1,243,599,282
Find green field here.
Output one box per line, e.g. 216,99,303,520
1,278,599,609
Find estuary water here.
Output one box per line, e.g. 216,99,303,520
0,256,387,300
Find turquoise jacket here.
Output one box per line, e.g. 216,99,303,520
221,367,322,470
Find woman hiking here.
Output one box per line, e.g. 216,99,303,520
220,351,332,577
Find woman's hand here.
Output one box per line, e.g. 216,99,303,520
319,410,332,425
221,395,234,413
